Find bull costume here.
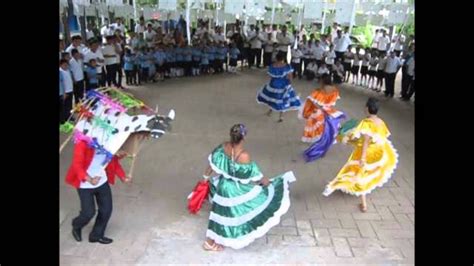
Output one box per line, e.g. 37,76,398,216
62,87,175,243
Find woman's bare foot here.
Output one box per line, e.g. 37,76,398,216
266,109,273,116
359,203,367,212
203,240,224,251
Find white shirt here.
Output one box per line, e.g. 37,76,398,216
80,151,108,189
344,51,354,63
69,58,84,81
135,24,145,34
60,68,73,93
110,23,126,35
65,44,87,56
317,66,329,75
291,49,303,63
264,39,274,53
377,36,390,51
86,30,95,41
361,54,370,66
84,48,105,73
406,57,415,76
353,53,361,66
334,64,344,76
378,57,387,71
331,26,340,42
102,44,118,65
325,50,336,65
144,30,157,48
101,25,111,43
213,33,226,43
393,34,406,51
249,32,265,49
276,32,294,52
369,57,379,71
372,32,382,48
306,62,318,73
384,56,401,73
334,35,352,52
313,45,325,60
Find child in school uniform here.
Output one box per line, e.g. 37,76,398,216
263,33,274,67
316,62,330,80
229,42,240,73
134,49,142,85
360,48,371,87
183,43,193,76
192,43,202,76
201,44,210,75
154,45,166,81
324,44,336,71
368,51,378,90
138,48,150,83
208,42,217,74
350,46,361,85
291,44,304,79
332,59,345,84
375,54,387,92
59,59,74,122
216,42,228,73
69,49,85,104
175,44,184,77
123,48,136,85
167,46,177,77
343,45,354,83
304,60,318,81
85,59,99,91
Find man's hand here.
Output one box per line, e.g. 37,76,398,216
124,176,132,183
87,176,100,185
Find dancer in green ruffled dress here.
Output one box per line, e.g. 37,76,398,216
201,124,296,251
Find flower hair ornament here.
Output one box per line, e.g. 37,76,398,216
239,124,247,137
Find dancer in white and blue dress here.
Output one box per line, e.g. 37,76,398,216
257,52,302,122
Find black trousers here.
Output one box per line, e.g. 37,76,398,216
263,52,272,67
280,51,288,63
72,182,113,240
141,67,149,82
73,80,85,104
125,70,133,84
335,51,345,62
384,73,397,97
406,79,415,99
63,92,73,122
106,64,119,87
400,67,411,98
59,96,65,124
291,62,302,78
117,64,123,87
100,68,106,87
251,48,262,67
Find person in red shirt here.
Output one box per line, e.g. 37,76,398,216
65,136,135,244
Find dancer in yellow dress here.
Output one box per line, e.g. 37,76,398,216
323,97,398,212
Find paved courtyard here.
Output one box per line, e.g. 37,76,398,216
59,69,414,265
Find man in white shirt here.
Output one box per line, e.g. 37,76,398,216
313,40,326,67
377,30,390,57
331,22,340,43
392,31,406,57
110,18,126,36
144,24,156,48
84,39,106,86
69,48,85,104
60,59,74,121
249,26,265,68
66,34,87,57
276,25,294,62
102,35,120,87
86,23,95,41
135,16,146,34
100,19,110,44
213,26,226,44
334,30,352,62
383,51,402,97
371,29,380,49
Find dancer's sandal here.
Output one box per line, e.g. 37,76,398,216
203,241,224,251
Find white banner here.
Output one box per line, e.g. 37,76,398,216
159,0,178,11
303,0,323,19
387,11,406,25
369,14,384,25
335,0,354,25
224,0,245,15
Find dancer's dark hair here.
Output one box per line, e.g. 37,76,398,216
366,97,379,114
230,124,247,144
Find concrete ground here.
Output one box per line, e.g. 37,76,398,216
59,69,414,265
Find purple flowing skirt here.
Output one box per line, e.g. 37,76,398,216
303,113,346,162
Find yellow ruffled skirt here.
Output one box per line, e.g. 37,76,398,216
324,140,398,196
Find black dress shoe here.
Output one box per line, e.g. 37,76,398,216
72,228,82,242
89,236,113,244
